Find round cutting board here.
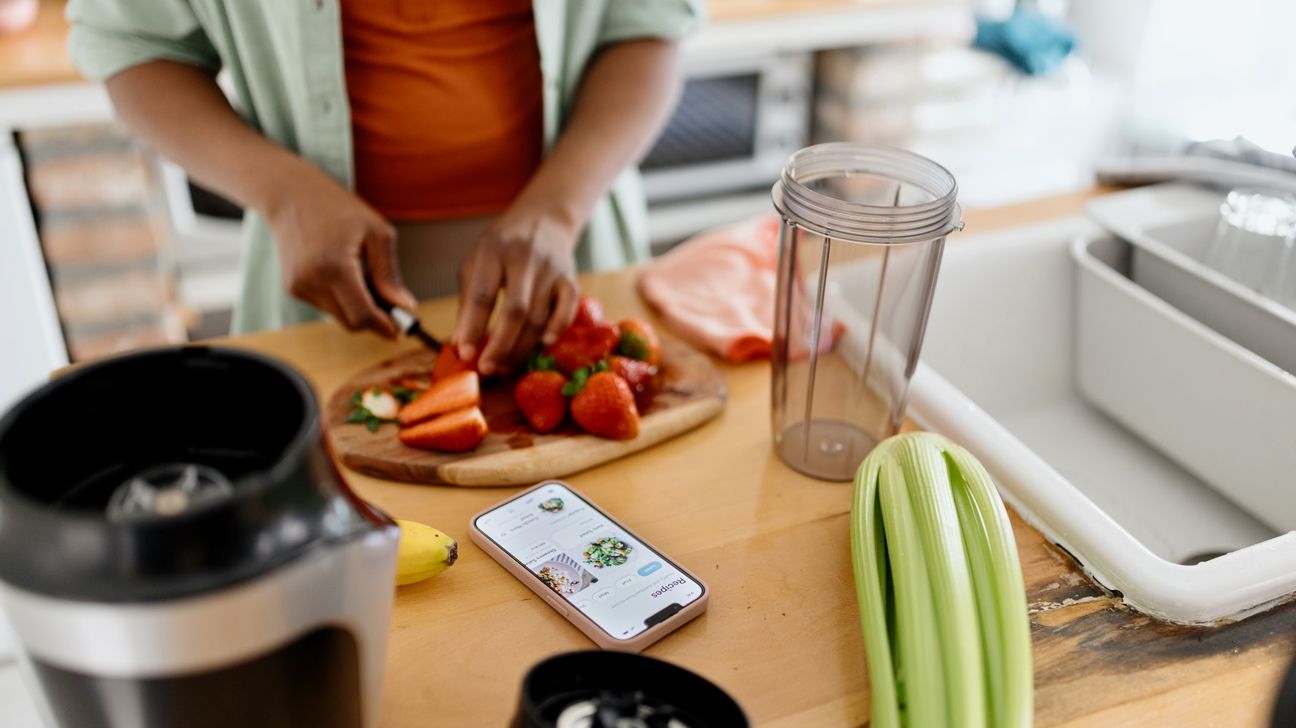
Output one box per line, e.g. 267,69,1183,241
324,339,726,486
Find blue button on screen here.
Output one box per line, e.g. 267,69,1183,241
637,561,662,577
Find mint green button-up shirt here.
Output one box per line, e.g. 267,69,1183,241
66,0,702,333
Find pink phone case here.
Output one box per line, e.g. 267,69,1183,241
469,481,709,652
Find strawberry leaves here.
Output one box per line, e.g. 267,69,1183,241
528,353,558,372
561,367,590,397
391,386,420,405
617,330,651,360
560,359,612,397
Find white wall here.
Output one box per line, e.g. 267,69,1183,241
1070,0,1296,152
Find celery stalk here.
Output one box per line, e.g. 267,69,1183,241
879,455,947,727
851,440,901,728
949,465,1007,725
942,439,1034,728
894,436,987,728
850,432,1033,728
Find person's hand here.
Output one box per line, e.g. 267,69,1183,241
453,208,581,375
264,163,417,337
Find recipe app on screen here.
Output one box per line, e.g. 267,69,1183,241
474,483,704,640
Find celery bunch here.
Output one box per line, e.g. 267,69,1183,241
851,432,1032,728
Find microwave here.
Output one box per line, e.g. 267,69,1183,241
640,51,813,204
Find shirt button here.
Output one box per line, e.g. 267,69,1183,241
320,98,333,114
313,0,324,9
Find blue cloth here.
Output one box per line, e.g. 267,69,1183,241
975,8,1076,76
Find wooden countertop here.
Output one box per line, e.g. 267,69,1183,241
214,188,1296,727
708,0,965,23
0,0,76,90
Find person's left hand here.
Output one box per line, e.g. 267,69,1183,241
452,208,581,375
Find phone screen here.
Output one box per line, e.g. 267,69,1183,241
473,482,705,641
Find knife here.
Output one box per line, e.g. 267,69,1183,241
386,306,442,353
366,279,441,352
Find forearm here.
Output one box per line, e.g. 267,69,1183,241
104,60,315,217
511,38,681,237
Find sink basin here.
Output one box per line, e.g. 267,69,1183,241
906,215,1296,625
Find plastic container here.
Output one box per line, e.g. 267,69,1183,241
1074,235,1296,535
1085,184,1296,375
770,144,962,480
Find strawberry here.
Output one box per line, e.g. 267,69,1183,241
514,370,568,433
567,369,639,440
395,375,431,392
347,386,401,432
615,318,661,366
608,355,656,396
398,406,488,452
432,338,484,381
572,295,606,329
359,386,400,420
398,371,480,426
544,322,621,374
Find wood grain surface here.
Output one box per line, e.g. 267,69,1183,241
708,0,969,23
324,339,725,486
0,0,79,90
213,189,1296,727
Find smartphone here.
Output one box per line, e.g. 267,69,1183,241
470,481,708,652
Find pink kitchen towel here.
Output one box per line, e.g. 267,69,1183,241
637,214,781,363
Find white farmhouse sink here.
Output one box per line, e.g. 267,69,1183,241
906,215,1296,625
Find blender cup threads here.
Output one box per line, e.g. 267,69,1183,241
771,144,962,481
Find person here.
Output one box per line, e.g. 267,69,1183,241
66,0,701,375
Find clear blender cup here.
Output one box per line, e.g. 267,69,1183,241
770,144,962,481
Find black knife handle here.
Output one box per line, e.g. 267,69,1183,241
365,276,441,351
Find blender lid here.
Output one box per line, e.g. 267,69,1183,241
515,651,748,728
554,694,693,728
0,346,389,603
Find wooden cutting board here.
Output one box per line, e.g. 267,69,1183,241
324,339,726,486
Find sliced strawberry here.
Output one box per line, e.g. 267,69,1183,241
568,370,639,440
608,355,657,396
432,339,484,381
571,295,606,329
398,406,488,452
513,370,568,433
395,375,431,392
544,323,620,374
398,371,480,426
359,386,400,420
615,318,661,366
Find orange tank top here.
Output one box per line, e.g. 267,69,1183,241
341,0,543,221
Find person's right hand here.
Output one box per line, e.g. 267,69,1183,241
263,162,417,338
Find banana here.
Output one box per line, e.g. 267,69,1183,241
395,519,458,586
